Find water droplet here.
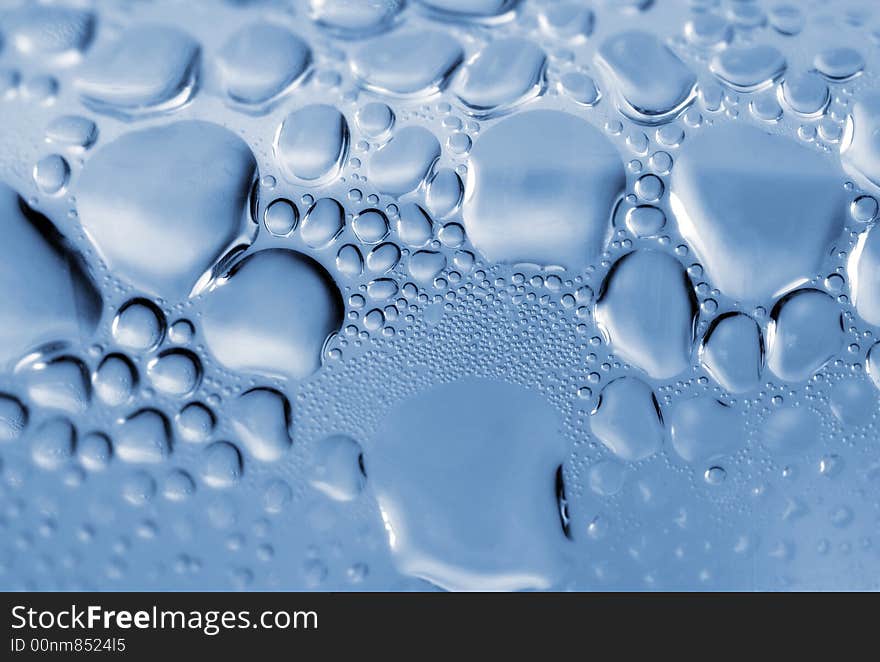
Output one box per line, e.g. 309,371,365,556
595,250,695,380
274,104,349,184
671,123,844,303
217,23,311,109
78,121,258,300
591,377,663,461
202,249,343,380
595,30,696,124
229,388,292,462
463,110,624,270
76,25,200,118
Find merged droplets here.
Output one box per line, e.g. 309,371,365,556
463,110,624,270
201,249,343,381
78,121,258,300
274,104,349,184
595,250,695,380
594,30,696,124
216,23,311,110
453,38,546,117
671,123,844,303
2,0,878,592
350,31,463,98
75,25,200,118
590,377,663,462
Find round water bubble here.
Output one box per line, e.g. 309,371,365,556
112,299,165,352
263,199,299,237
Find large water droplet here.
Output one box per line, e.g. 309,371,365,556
590,376,663,462
595,250,695,380
368,126,440,196
201,249,343,381
699,313,763,393
841,93,880,192
351,31,463,98
311,0,404,37
671,123,844,303
31,417,76,471
453,38,546,117
115,409,172,464
709,44,786,92
76,25,200,118
310,434,366,501
594,30,696,124
767,289,842,382
78,121,258,300
229,388,293,462
668,397,743,463
369,378,567,591
274,104,349,184
0,183,102,367
6,5,95,64
463,110,623,270
217,23,311,110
